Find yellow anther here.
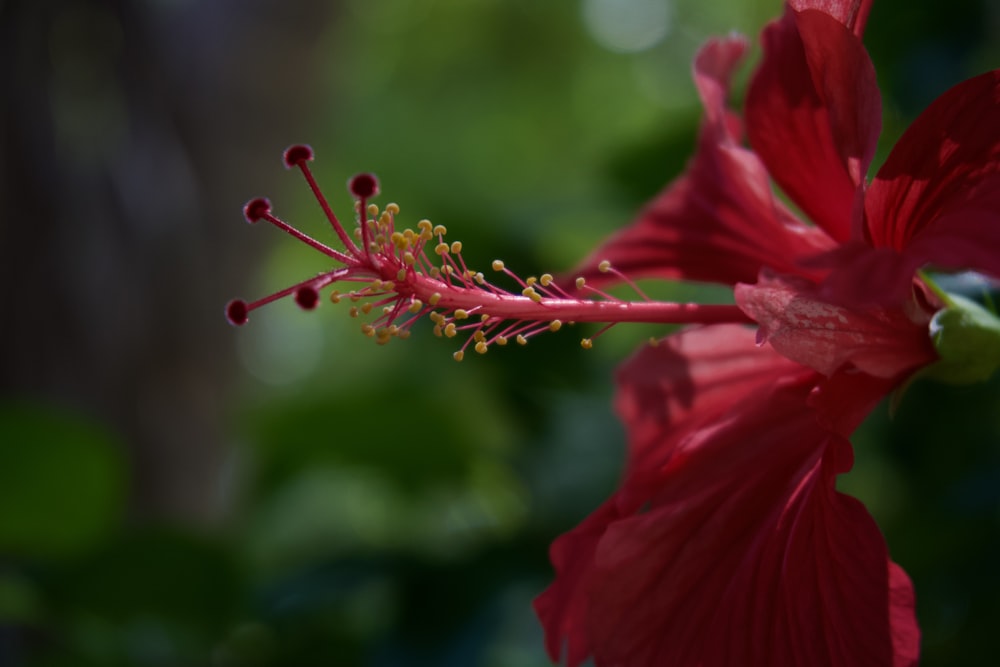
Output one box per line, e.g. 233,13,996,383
474,272,485,285
429,292,442,306
454,309,469,320
576,277,586,289
435,242,449,255
549,320,562,332
408,299,423,313
433,224,447,236
526,276,537,286
442,265,454,275
370,279,384,290
403,229,416,242
516,334,528,346
379,212,392,225
382,306,392,315
367,204,379,216
473,329,485,343
581,338,593,349
361,324,375,337
349,306,359,318
492,260,505,271
361,303,373,314
369,242,381,253
397,268,408,281
522,286,542,303
429,267,441,278
418,219,433,234
450,241,463,254
391,232,406,248
540,273,554,286
399,330,411,340
386,203,400,215
430,311,444,325
349,291,361,302
403,251,415,266
453,350,464,362
382,281,395,291
433,324,443,337
475,341,488,354
598,260,612,273
480,314,490,322
354,228,363,240
330,291,341,304
496,335,508,346
444,323,458,338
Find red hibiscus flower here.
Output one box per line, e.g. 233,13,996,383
534,1,1000,665
226,0,999,664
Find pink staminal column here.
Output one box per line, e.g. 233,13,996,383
226,146,753,357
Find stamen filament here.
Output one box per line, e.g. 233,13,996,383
286,149,363,258
600,261,652,302
253,205,353,263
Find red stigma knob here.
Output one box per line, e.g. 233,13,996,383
349,173,379,199
226,299,249,326
283,144,314,169
243,197,271,224
295,286,320,310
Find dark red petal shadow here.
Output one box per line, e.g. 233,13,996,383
865,70,1000,281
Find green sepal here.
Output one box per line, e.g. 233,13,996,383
924,293,1000,385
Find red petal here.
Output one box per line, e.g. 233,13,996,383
889,562,921,667
789,0,873,36
594,369,912,665
691,33,750,138
735,276,936,378
533,498,624,667
535,326,921,665
746,8,881,243
572,37,834,290
864,70,1000,281
612,324,807,500
536,326,801,665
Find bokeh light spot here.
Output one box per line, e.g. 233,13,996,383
581,0,673,54
237,305,324,386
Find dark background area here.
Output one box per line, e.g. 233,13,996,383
1,0,998,665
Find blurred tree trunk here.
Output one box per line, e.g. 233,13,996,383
0,0,339,523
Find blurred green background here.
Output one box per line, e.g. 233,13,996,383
2,0,998,665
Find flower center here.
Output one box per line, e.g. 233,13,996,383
226,146,752,359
